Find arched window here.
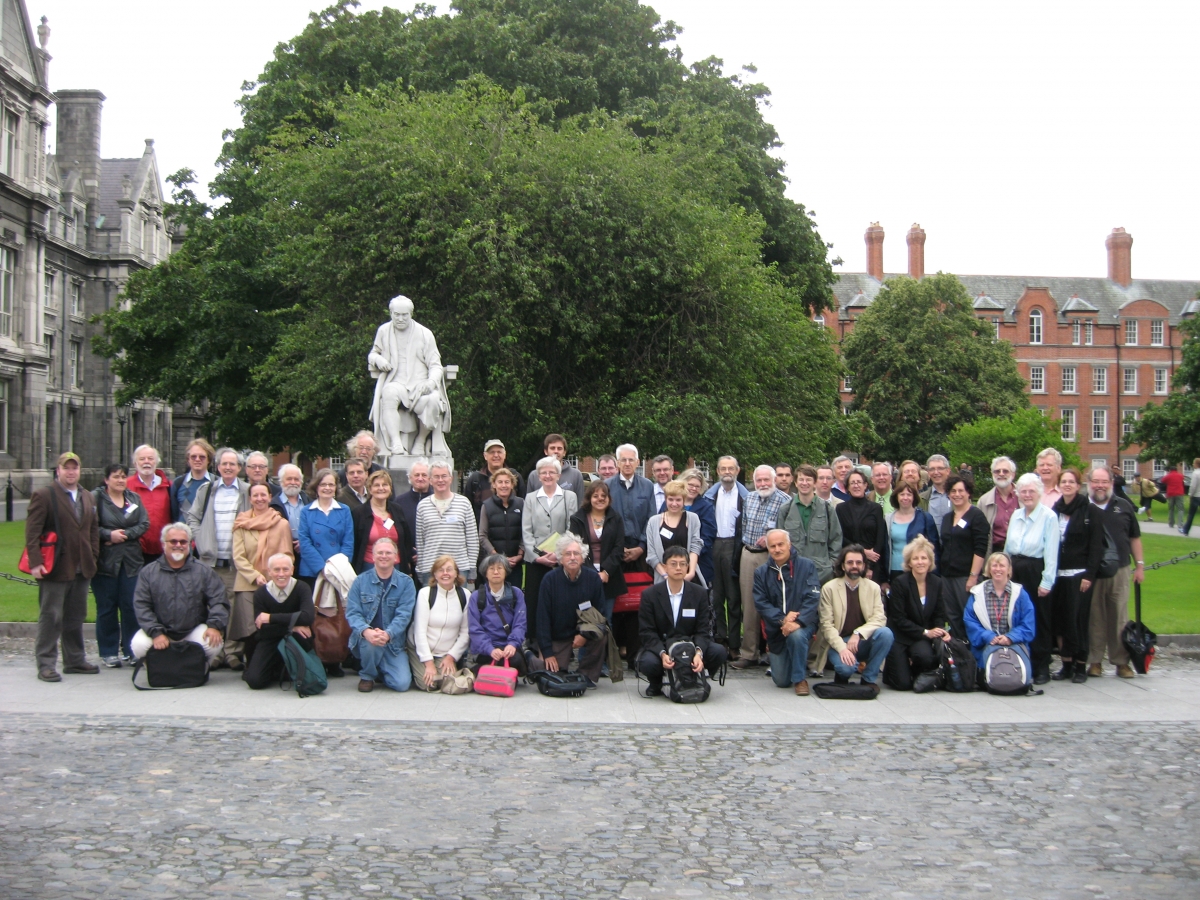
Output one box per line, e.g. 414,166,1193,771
1029,309,1043,345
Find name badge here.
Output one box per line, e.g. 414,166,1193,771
659,527,673,539
956,519,967,529
594,562,602,570
578,600,592,611
445,514,461,524
383,518,394,532
682,608,696,618
767,519,777,529
125,505,139,517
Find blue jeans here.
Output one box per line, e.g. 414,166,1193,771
828,627,895,684
1184,497,1199,536
91,570,139,658
768,623,815,687
356,643,412,691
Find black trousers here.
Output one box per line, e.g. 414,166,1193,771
882,637,939,690
636,645,728,688
1052,573,1093,662
523,562,553,629
710,537,741,647
1011,555,1051,673
470,652,529,678
242,631,314,690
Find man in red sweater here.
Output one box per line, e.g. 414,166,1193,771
128,444,173,564
1162,463,1187,531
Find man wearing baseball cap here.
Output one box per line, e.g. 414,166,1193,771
463,439,524,520
25,452,100,682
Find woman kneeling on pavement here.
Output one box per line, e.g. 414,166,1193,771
882,535,950,690
243,554,315,689
963,551,1036,678
408,555,471,691
466,554,529,678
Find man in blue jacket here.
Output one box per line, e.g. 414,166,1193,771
754,529,821,696
606,444,656,569
346,537,416,692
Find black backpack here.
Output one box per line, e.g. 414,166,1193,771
1084,508,1123,579
939,636,977,692
431,585,468,609
665,640,710,704
528,669,590,697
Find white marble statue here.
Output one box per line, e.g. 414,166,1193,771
368,295,452,458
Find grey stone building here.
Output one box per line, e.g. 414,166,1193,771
0,3,196,492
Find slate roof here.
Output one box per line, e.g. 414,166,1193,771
833,271,1200,325
94,157,141,226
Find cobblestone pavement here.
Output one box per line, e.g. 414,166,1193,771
1,715,1197,900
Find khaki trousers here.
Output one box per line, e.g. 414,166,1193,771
737,547,769,662
1088,565,1131,667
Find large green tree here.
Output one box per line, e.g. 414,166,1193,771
841,273,1028,463
1125,312,1200,464
944,408,1082,491
96,0,842,468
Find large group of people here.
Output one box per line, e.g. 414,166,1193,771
25,432,1159,701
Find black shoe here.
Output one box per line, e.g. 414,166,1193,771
324,664,345,678
63,662,100,674
1051,663,1074,681
834,674,850,685
1071,662,1089,684
1033,667,1051,685
644,683,663,697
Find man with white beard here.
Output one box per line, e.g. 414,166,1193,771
130,522,229,665
127,444,173,564
977,456,1020,554
270,464,310,564
729,465,791,669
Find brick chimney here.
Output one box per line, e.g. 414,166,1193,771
1106,227,1133,287
906,223,926,280
865,222,884,281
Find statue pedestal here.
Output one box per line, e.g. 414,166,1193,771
383,454,455,494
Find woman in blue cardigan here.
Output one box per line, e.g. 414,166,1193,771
963,551,1037,673
298,468,355,585
883,482,941,586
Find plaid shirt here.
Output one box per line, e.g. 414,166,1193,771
741,489,789,550
984,580,1012,636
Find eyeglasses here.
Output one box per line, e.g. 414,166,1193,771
246,463,267,470
165,538,190,546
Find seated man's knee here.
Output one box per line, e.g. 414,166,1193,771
130,630,153,659
636,650,663,679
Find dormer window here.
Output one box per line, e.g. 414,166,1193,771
1029,309,1043,345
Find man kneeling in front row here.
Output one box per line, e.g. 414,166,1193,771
754,529,821,696
528,534,608,687
130,522,228,664
637,545,727,696
817,544,894,695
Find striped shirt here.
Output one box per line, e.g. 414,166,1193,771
741,489,789,550
212,480,241,561
415,493,479,576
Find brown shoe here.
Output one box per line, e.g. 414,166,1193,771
856,661,867,674
1116,664,1135,679
729,658,757,670
861,680,880,696
63,662,100,675
794,680,810,696
1087,664,1103,677
357,679,375,693
37,667,62,682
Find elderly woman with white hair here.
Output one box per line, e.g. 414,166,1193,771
1003,472,1060,684
521,455,579,624
243,553,314,689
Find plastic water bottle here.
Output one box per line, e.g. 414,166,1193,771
946,653,964,691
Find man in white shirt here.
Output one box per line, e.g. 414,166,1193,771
703,456,745,651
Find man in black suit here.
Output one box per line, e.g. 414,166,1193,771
636,545,727,697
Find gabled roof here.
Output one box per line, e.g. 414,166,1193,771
973,293,1005,310
833,271,1200,325
94,158,140,224
1,0,46,88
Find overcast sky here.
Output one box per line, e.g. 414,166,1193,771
38,0,1199,281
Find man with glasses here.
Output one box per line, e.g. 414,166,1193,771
415,460,478,587
243,451,282,499
170,439,214,522
978,456,1020,553
528,534,608,687
1086,467,1144,679
920,454,953,536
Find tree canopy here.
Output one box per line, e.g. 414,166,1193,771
944,408,1082,492
1125,312,1200,464
841,273,1028,463
96,0,843,468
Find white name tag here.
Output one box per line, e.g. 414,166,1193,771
767,519,777,529
383,518,394,532
445,515,461,524
682,608,696,618
659,527,673,539
578,600,592,611
594,562,602,570
125,505,139,517
956,519,967,529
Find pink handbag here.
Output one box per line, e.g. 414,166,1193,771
474,658,518,697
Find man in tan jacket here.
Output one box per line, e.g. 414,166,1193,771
816,544,894,695
26,452,100,682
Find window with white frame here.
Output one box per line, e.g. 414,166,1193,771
1085,321,1093,345
0,246,12,338
1154,368,1168,394
1061,408,1076,442
1150,319,1164,346
1153,459,1167,477
1029,309,1043,344
1122,409,1138,438
68,340,81,388
991,317,1000,338
1124,319,1138,346
0,380,8,453
44,270,56,309
1092,367,1107,394
1122,458,1137,481
1029,366,1045,393
66,409,77,452
1062,366,1076,393
813,315,825,328
1,110,17,177
841,375,852,392
69,282,82,317
1091,408,1107,441
1123,367,1137,394
44,334,55,386
1071,321,1080,345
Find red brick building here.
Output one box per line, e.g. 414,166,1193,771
828,224,1199,481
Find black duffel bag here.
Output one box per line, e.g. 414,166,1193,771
132,640,209,690
527,669,590,697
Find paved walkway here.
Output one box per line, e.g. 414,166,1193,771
4,642,1198,727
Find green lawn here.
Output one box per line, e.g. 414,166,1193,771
0,521,1196,632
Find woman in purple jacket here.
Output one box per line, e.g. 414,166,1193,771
466,554,529,677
